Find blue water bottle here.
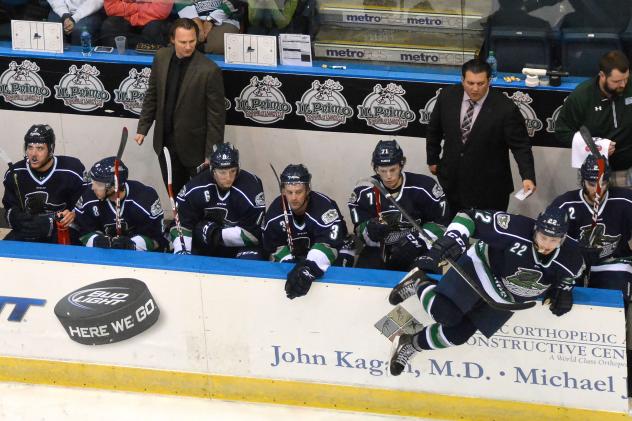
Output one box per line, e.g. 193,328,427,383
487,50,498,81
80,28,92,57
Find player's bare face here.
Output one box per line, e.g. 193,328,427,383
533,232,563,255
600,69,629,96
26,143,52,172
283,184,309,214
91,181,110,201
583,179,609,204
172,27,197,59
375,164,403,189
213,167,238,190
462,70,490,103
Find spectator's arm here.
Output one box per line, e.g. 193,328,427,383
71,0,104,23
48,0,71,19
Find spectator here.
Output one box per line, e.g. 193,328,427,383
100,0,173,49
175,0,241,54
47,0,104,45
247,0,312,36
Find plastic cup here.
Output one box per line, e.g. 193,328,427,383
115,36,126,54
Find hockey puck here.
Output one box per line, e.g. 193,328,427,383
54,278,160,345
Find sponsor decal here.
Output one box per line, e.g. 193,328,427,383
150,199,162,217
235,75,292,124
0,60,51,108
224,97,231,110
113,67,151,115
54,278,159,345
0,296,46,321
54,64,111,112
546,97,567,133
503,91,543,137
432,183,444,199
357,83,416,132
255,192,265,207
321,209,339,224
296,79,354,128
496,213,511,230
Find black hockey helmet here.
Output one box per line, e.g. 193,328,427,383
24,124,55,154
280,164,311,186
210,142,239,170
372,140,405,168
534,207,569,238
580,154,611,183
89,157,128,187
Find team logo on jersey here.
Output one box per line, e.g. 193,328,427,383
177,185,187,199
234,75,292,124
431,183,444,199
224,97,231,110
503,91,543,137
357,83,416,132
255,192,265,207
54,64,111,112
348,191,357,204
0,60,51,108
150,199,163,217
295,79,354,128
495,213,511,230
546,96,567,133
419,88,442,124
579,223,621,258
113,67,151,115
322,209,339,224
503,267,546,297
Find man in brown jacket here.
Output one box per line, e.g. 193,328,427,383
135,18,225,195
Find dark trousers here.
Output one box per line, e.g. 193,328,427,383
158,146,198,198
100,16,168,49
446,193,509,220
48,10,103,45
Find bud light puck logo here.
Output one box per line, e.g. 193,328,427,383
54,278,159,345
54,64,111,112
114,67,151,115
234,75,292,124
357,83,416,132
0,60,51,108
296,79,354,128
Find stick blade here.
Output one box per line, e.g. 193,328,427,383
0,147,13,166
163,147,173,185
578,125,601,157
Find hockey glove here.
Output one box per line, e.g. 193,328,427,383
194,221,221,249
429,231,467,264
386,230,426,270
19,214,54,240
285,259,324,299
111,236,136,250
544,283,573,317
7,208,33,230
92,235,112,249
579,243,602,266
366,218,391,242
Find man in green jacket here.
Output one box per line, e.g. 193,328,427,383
555,50,632,187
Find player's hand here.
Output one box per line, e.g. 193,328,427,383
429,231,467,263
194,220,221,248
428,164,438,175
92,234,111,248
522,179,536,195
56,210,75,227
387,230,426,269
21,214,54,240
111,236,136,250
579,243,601,265
544,284,573,316
8,208,33,230
608,141,616,156
285,259,323,299
366,218,390,242
134,133,145,145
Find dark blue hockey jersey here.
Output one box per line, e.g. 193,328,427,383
348,172,447,246
263,191,347,272
74,180,165,251
175,169,265,252
447,210,585,301
550,188,632,260
3,156,85,221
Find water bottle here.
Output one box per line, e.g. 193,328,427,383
80,28,92,57
487,50,498,81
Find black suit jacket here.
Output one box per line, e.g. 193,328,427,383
426,84,535,211
137,46,225,167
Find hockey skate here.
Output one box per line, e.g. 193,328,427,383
389,333,419,376
388,267,435,305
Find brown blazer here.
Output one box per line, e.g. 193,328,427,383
137,46,225,167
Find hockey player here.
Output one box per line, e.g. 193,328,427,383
174,142,266,258
550,154,632,298
263,164,348,299
348,139,448,271
75,157,166,251
387,207,584,376
2,124,85,244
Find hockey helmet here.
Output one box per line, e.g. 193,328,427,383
24,124,55,154
580,154,611,183
280,164,311,185
89,156,128,187
534,207,569,238
210,143,239,170
372,140,405,167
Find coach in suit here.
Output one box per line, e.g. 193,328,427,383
426,59,536,217
135,18,225,195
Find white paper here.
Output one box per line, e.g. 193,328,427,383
12,20,63,54
278,33,312,67
571,131,610,168
224,34,277,66
514,187,534,201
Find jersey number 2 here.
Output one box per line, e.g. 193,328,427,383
510,242,527,256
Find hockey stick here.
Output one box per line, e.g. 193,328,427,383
270,163,294,257
163,147,187,253
195,161,210,175
0,147,24,211
369,178,536,311
114,127,128,237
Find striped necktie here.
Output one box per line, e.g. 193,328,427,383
461,99,476,144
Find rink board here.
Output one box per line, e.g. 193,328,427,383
0,241,628,419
